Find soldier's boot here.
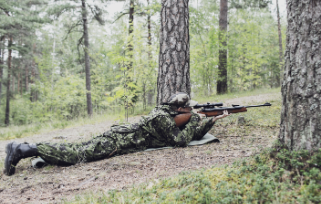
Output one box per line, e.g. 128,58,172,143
4,142,39,176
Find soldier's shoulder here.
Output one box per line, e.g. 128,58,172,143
150,105,174,116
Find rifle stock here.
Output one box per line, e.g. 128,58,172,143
198,107,247,117
174,108,247,127
174,113,192,127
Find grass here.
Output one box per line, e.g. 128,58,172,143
60,88,285,203
1,88,296,203
0,158,3,173
0,110,142,141
64,146,321,204
196,87,280,104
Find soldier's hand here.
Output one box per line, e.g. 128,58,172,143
212,110,231,123
197,113,206,120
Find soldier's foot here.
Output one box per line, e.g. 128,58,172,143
4,142,38,176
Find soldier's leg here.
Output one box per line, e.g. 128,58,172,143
37,131,118,165
4,142,39,176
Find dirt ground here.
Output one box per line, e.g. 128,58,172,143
0,93,280,204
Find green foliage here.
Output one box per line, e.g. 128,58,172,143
0,0,286,128
190,1,285,95
65,147,321,204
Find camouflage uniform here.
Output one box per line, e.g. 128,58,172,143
37,105,215,165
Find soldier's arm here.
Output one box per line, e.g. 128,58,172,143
190,116,216,140
154,113,214,147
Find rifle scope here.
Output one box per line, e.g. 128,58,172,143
192,102,223,109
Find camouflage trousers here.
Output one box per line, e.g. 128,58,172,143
37,129,148,165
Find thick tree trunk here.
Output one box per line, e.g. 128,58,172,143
82,0,93,116
217,0,228,94
157,0,191,104
279,0,321,150
276,0,283,87
5,37,12,126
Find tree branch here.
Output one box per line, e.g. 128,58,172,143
62,20,83,41
112,11,129,23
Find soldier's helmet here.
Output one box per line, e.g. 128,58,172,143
166,92,198,107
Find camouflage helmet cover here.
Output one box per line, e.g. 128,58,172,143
166,92,198,107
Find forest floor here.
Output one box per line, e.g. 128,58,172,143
0,92,280,203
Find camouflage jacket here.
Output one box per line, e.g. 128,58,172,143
107,105,216,154
37,105,216,164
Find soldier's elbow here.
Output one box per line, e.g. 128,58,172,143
174,140,187,147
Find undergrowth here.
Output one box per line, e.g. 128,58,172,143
0,88,280,140
0,108,151,141
66,145,321,203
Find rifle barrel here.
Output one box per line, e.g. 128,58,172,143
245,103,272,108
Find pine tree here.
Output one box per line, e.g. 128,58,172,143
276,0,283,87
0,0,48,125
47,0,108,117
217,0,228,94
157,0,191,104
279,0,321,150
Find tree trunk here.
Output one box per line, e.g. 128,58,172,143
12,74,15,93
0,42,3,106
127,0,134,70
147,0,154,106
147,0,152,60
279,0,321,151
82,0,93,116
25,65,29,92
217,0,228,94
18,67,20,95
30,60,35,102
276,0,283,87
5,37,12,126
157,0,191,104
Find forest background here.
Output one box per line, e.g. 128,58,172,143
0,0,286,128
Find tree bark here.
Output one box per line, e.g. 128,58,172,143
5,37,12,126
157,0,191,104
279,0,321,150
217,0,228,94
276,0,283,87
82,0,93,116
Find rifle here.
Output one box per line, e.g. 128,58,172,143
174,102,272,127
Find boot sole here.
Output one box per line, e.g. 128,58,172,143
4,142,17,176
